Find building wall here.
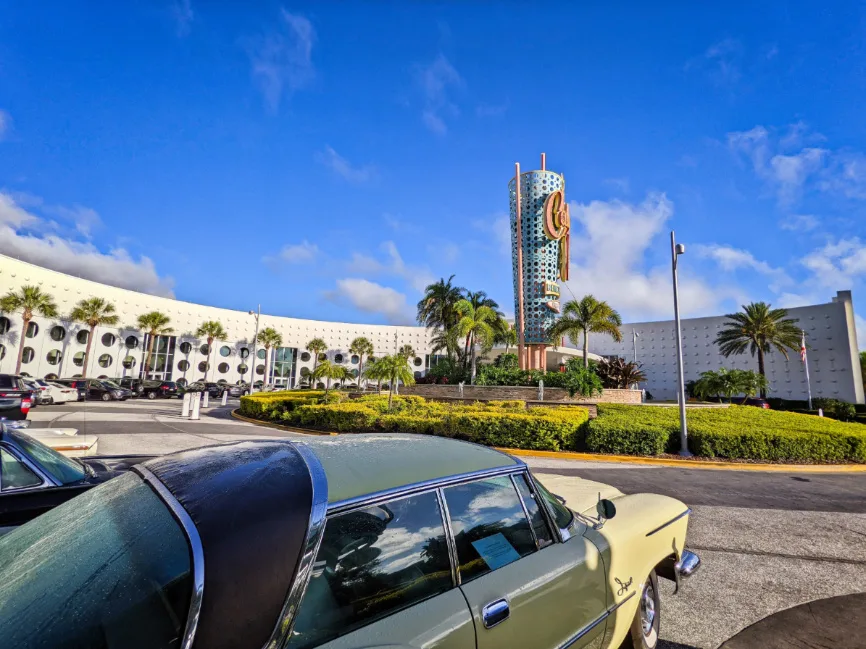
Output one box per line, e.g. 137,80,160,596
401,384,642,404
591,291,865,404
0,255,432,385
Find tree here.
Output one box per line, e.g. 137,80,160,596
1,286,59,374
373,354,416,410
306,337,328,383
594,357,647,389
714,302,801,397
363,357,387,393
430,326,461,361
454,298,498,384
692,368,768,402
494,322,518,355
398,344,415,360
195,320,228,383
70,297,119,378
136,311,173,378
312,360,352,391
349,336,374,389
256,327,283,387
548,295,623,368
417,275,465,330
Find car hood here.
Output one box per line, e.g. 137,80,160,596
533,472,625,516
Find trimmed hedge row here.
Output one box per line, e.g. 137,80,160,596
587,404,866,463
238,390,330,419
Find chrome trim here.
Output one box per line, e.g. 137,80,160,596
264,443,329,649
327,464,523,515
675,549,701,578
481,597,510,629
436,488,460,587
511,473,540,549
646,508,691,537
135,465,204,649
558,591,636,649
526,470,570,543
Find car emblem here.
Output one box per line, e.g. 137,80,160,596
615,577,633,596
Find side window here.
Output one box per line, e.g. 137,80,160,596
289,491,453,649
533,477,578,539
513,474,554,549
0,448,43,491
443,476,537,583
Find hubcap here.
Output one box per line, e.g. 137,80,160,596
641,582,656,636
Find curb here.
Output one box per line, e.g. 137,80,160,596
230,410,866,473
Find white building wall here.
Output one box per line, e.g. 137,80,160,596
591,291,864,404
0,255,432,385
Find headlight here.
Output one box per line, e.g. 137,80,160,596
114,390,124,397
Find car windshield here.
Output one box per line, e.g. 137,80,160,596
9,431,87,484
101,380,121,389
144,380,162,387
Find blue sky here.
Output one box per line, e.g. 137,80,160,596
1,2,865,347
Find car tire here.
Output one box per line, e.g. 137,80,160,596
44,396,54,405
147,392,156,400
622,570,660,649
101,393,112,402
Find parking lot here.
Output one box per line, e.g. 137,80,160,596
21,397,866,648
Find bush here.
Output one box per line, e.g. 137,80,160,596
239,390,328,419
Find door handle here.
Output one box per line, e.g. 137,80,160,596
481,598,510,629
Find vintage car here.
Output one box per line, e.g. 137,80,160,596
0,434,699,649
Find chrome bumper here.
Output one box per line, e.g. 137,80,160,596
676,550,701,578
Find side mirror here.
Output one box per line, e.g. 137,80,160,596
596,498,616,522
554,493,566,505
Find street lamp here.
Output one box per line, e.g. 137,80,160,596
671,231,692,457
249,305,261,394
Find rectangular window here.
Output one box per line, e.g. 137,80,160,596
0,448,43,491
443,475,537,583
513,474,554,549
289,491,453,649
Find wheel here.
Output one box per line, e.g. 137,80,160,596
44,396,54,405
147,391,156,400
622,571,660,649
101,393,111,402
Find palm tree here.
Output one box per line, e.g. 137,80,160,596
306,337,328,382
196,320,228,383
0,285,59,374
454,298,499,383
548,295,623,368
372,354,416,410
137,311,173,378
460,291,503,366
70,297,119,378
494,321,517,354
417,275,465,330
398,344,415,360
256,327,283,388
312,360,352,391
714,302,801,397
349,336,374,389
363,357,386,393
431,326,461,361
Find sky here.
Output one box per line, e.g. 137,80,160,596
1,2,865,349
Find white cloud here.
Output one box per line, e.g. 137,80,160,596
694,243,792,290
0,192,174,297
314,146,376,183
819,151,866,200
471,213,511,256
604,177,630,193
246,9,315,112
171,0,193,36
415,54,462,134
0,110,10,140
687,38,743,86
780,214,819,232
563,193,738,320
48,204,102,237
325,278,413,324
801,238,866,289
263,240,319,266
344,241,434,294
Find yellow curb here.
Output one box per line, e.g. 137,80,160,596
230,409,337,435
499,447,866,473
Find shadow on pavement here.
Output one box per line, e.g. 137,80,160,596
659,642,701,649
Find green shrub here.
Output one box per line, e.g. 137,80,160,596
239,391,328,419
292,402,379,432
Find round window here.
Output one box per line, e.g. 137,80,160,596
50,325,66,341
300,351,311,362
125,335,139,349
98,354,113,368
22,347,35,363
198,361,209,372
414,371,422,379
20,372,31,377
351,368,359,378
46,349,62,365
334,354,344,364
317,353,327,362
97,375,108,380
239,347,250,359
200,344,210,356
178,360,190,371
0,343,5,360
257,349,266,360
237,363,248,375
300,367,310,376
44,373,58,380
351,354,360,364
414,357,422,367
255,364,265,375
0,316,10,335
316,382,325,389
176,378,188,387
102,333,117,347
72,351,85,366
122,355,137,369
219,346,231,357
77,330,90,344
25,322,39,338
179,342,192,354
218,362,229,374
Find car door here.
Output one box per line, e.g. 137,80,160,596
442,473,609,649
288,489,474,649
87,380,103,399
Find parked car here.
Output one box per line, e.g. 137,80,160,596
53,378,87,401
56,378,131,401
116,376,145,397
28,380,77,405
739,397,771,409
229,383,250,397
0,434,699,649
0,375,33,421
140,380,181,399
20,379,48,406
0,423,153,533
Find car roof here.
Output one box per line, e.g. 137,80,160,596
300,433,521,505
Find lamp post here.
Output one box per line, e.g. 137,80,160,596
632,330,640,363
248,305,261,394
671,231,692,457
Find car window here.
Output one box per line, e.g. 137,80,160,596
88,380,102,389
9,431,86,484
532,477,578,537
0,473,193,649
513,474,554,549
289,491,452,649
443,475,537,583
0,375,15,389
102,380,121,389
0,448,43,491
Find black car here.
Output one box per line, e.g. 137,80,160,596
0,424,152,533
116,377,145,397
188,381,226,398
0,375,33,421
141,380,181,399
56,378,132,401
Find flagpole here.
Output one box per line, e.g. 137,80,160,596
802,329,813,411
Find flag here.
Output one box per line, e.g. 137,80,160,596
800,331,807,363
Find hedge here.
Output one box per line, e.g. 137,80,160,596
239,390,330,419
587,404,866,463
